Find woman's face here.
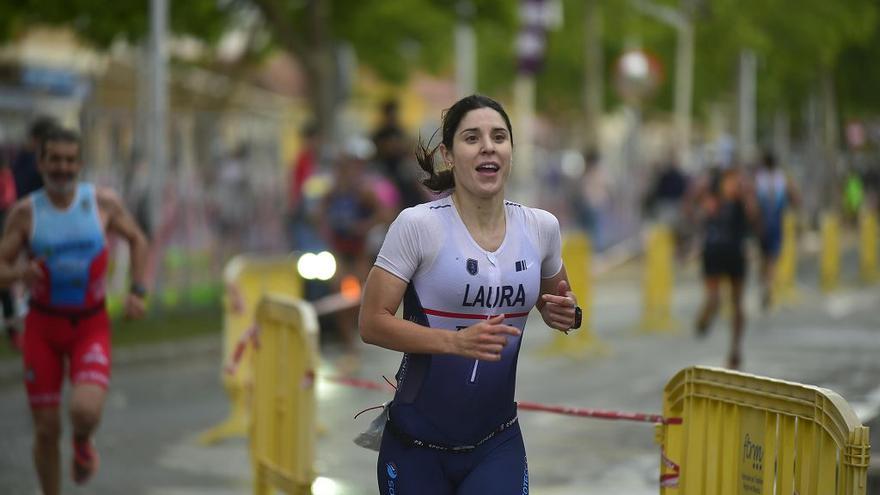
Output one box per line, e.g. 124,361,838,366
441,107,512,200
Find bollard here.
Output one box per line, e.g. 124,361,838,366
199,254,303,446
539,231,607,358
859,208,878,284
641,224,677,333
773,211,799,305
820,213,841,293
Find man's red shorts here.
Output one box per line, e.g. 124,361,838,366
22,309,111,409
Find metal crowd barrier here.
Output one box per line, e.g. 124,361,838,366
657,366,871,494
251,294,320,495
199,254,303,445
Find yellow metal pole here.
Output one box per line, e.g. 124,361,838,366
820,213,840,293
859,207,878,284
539,231,607,358
641,225,677,333
773,211,799,305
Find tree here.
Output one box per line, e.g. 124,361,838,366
248,0,520,139
0,0,232,47
692,0,878,124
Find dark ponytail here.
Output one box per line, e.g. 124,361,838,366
415,129,455,193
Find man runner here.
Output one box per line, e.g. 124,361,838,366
0,127,149,494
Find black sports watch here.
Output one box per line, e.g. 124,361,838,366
571,306,583,330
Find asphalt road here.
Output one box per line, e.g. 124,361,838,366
1,258,879,494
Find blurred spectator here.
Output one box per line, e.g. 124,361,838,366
643,156,690,255
12,116,58,198
287,122,321,251
644,158,688,217
0,145,18,350
213,144,251,260
319,136,390,370
371,99,424,208
572,149,609,247
843,168,864,221
124,148,152,236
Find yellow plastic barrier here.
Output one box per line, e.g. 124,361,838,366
641,224,677,333
821,213,841,293
199,254,303,445
251,294,320,495
657,366,871,494
540,231,607,357
859,208,878,284
773,211,799,305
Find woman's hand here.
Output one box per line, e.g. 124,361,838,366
452,314,521,361
540,280,578,333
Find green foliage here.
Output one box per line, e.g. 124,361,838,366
0,0,234,47
3,0,880,124
694,0,879,117
332,0,456,83
836,19,880,116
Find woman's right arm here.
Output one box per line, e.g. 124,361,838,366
358,267,520,361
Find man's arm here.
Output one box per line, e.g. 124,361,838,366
741,175,763,234
786,175,802,209
0,200,37,287
97,188,149,317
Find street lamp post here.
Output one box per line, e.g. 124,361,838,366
514,0,562,205
455,1,476,98
148,0,168,238
629,0,694,168
737,49,757,163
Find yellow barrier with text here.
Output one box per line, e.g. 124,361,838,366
773,211,799,305
199,254,303,445
251,295,319,495
657,366,870,495
821,213,841,293
859,208,878,284
540,231,607,357
641,224,677,332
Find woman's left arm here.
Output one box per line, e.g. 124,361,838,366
537,265,579,332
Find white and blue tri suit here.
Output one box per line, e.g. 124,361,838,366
373,196,562,494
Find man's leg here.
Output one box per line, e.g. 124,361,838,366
728,277,746,370
696,276,721,337
760,253,776,310
32,407,62,495
68,312,111,484
70,383,107,483
23,311,65,495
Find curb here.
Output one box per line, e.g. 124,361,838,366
0,334,222,387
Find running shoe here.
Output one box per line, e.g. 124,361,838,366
72,438,99,484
